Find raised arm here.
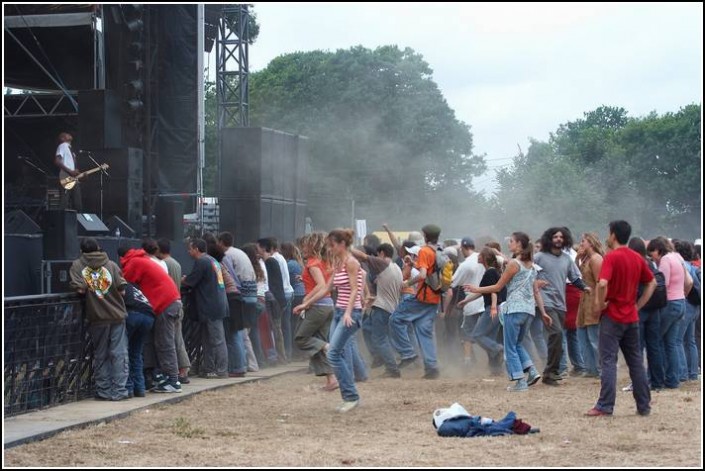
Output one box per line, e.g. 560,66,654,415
382,223,402,254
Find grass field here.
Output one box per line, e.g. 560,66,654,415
4,364,701,467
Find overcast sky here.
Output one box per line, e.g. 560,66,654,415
209,2,703,194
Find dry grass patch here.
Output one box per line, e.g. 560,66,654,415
4,367,701,467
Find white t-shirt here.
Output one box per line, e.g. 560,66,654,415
149,255,169,274
56,142,75,171
450,251,486,315
272,251,294,296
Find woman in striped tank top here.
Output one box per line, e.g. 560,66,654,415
325,228,367,412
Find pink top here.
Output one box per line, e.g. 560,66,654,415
333,261,363,310
659,252,686,301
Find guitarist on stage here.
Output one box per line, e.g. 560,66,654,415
55,131,82,212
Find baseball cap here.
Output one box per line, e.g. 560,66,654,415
405,245,421,257
461,237,475,248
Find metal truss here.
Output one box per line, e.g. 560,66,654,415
216,4,250,129
3,92,78,118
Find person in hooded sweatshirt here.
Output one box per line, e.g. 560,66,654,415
118,245,182,393
69,238,129,401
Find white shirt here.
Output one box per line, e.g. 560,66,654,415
272,252,294,296
450,251,486,315
149,255,169,274
56,142,75,171
257,259,269,297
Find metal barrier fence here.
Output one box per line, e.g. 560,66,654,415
4,291,202,417
4,293,93,417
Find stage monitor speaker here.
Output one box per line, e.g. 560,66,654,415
106,215,136,238
78,90,122,149
43,209,79,260
156,200,184,241
5,209,42,234
77,213,110,236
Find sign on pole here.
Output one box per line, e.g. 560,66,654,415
355,219,367,245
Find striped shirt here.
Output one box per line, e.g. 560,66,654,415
333,261,363,310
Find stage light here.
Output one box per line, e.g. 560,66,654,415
127,98,144,111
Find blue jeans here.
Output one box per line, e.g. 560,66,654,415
595,315,650,415
565,328,585,372
390,298,439,371
639,307,665,388
125,311,154,394
660,299,686,388
503,312,534,380
226,318,247,374
328,308,364,402
470,307,502,364
245,299,265,366
282,294,294,360
521,312,547,370
460,314,480,342
578,325,600,376
370,307,399,373
362,312,382,363
676,314,688,382
683,303,700,380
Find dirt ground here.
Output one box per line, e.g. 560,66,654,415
4,364,702,467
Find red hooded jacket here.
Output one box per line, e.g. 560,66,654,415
120,249,180,315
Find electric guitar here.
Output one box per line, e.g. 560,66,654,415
60,164,110,190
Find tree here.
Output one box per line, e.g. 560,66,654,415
248,45,486,231
491,104,701,240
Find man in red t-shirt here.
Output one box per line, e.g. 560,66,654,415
119,247,183,393
390,224,443,380
586,220,655,417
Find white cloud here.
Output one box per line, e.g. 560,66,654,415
239,2,702,193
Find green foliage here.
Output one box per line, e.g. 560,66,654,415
492,104,701,240
248,45,485,231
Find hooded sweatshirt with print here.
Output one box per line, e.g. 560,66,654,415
69,251,128,325
120,248,180,315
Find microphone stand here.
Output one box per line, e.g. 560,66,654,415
84,151,109,220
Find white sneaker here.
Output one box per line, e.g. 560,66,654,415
621,383,633,392
336,400,360,413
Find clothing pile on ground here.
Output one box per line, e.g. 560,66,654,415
432,403,539,437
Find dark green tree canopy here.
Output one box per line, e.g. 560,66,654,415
493,104,701,240
249,45,486,232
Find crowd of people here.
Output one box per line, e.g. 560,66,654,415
68,220,701,416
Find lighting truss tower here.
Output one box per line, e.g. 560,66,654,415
216,4,249,129
216,4,250,197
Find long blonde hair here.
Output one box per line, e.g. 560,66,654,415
582,232,605,256
299,231,329,265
